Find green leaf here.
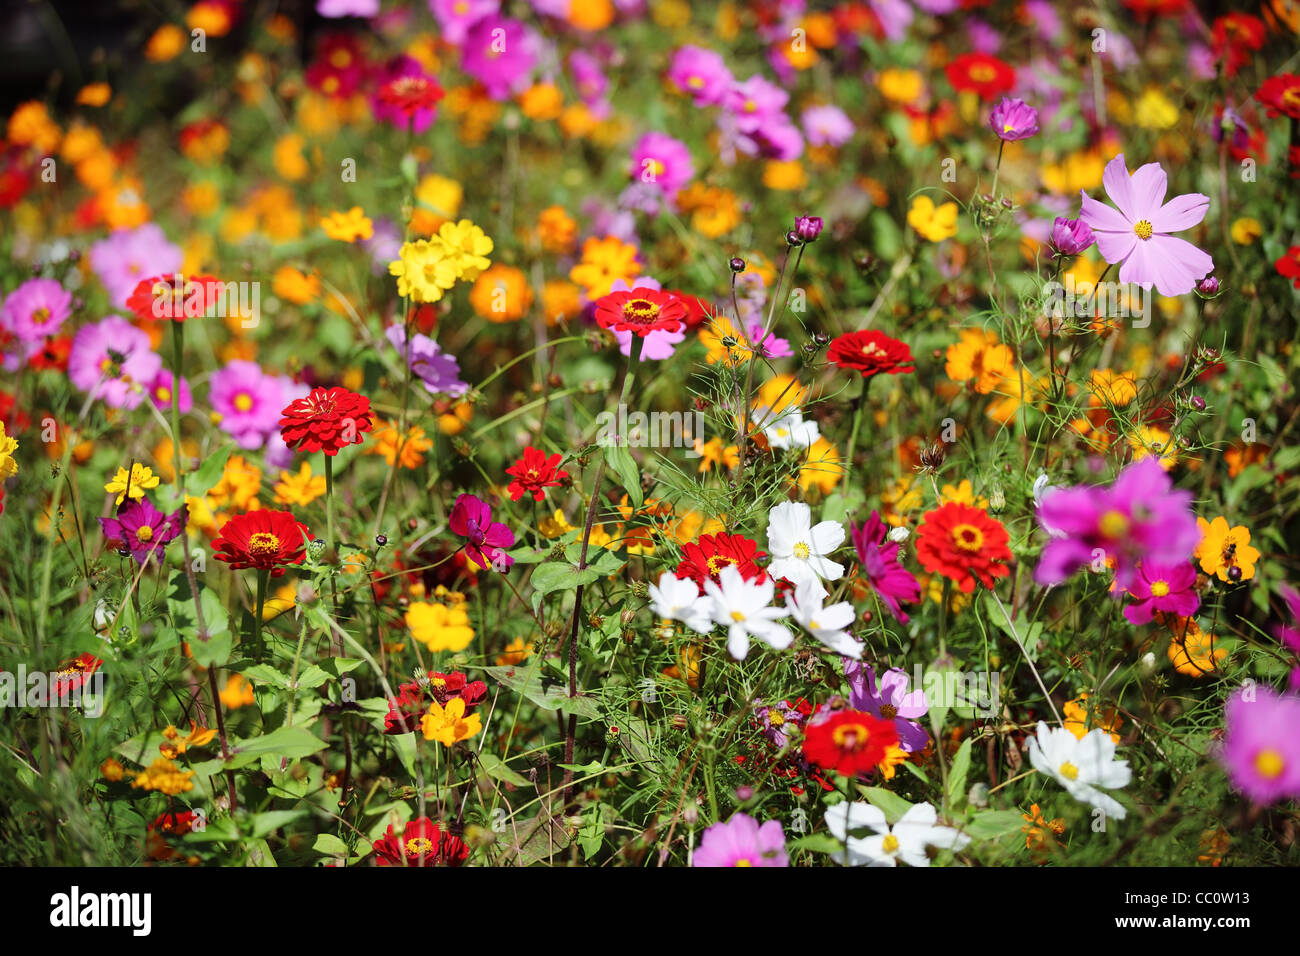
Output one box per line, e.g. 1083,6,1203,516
225,726,327,768
946,739,972,810
602,440,642,510
313,833,348,856
166,571,232,668
861,787,914,824
247,810,307,838
477,753,532,788
788,833,847,855
963,810,1026,840
530,561,600,596
483,665,601,718
190,444,233,496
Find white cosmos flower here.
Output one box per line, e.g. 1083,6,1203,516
825,801,971,867
766,501,846,588
701,563,791,661
785,580,862,659
647,571,713,634
1027,721,1131,820
759,406,820,451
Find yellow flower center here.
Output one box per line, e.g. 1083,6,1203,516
33,307,50,322
969,63,996,82
792,541,810,560
734,858,753,866
405,837,434,855
769,711,785,726
730,610,746,622
622,297,661,324
136,526,154,543
233,393,254,412
861,342,884,358
688,76,704,90
1149,580,1170,597
951,523,984,553
831,722,871,750
881,833,900,854
705,555,734,575
247,532,281,556
1059,761,1079,781
1099,510,1129,538
1133,219,1153,240
1255,749,1285,779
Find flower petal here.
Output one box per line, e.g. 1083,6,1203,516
1150,192,1209,234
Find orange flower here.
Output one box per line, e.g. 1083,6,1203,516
219,674,256,709
469,264,533,322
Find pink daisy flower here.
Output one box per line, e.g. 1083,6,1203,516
1219,685,1300,805
692,813,788,867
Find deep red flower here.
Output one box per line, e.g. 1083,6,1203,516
212,510,314,577
150,810,199,837
945,53,1015,100
505,447,569,501
279,386,373,456
1256,73,1300,120
305,33,367,100
1120,0,1191,18
1289,145,1300,179
429,671,487,709
1276,246,1300,289
915,502,1013,594
675,532,768,587
377,75,445,118
53,653,102,696
383,682,427,734
662,290,715,331
827,329,915,380
383,671,488,734
127,274,224,322
803,709,899,777
28,335,71,372
372,817,468,866
594,287,687,337
1211,14,1266,77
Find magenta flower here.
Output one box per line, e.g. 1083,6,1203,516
68,316,162,410
371,57,442,133
667,46,732,107
568,50,608,107
148,369,193,414
1049,216,1096,257
460,16,537,101
801,104,854,148
693,813,788,867
89,224,183,307
846,661,930,752
724,75,789,134
2,277,72,344
1275,585,1300,690
209,360,295,449
1034,458,1200,591
988,96,1039,140
1123,561,1200,625
449,493,515,570
317,0,379,16
1219,685,1300,805
99,497,187,565
428,0,498,44
630,132,693,197
850,511,920,624
1079,154,1213,297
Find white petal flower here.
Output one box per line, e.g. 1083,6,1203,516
1027,721,1131,820
825,801,971,867
766,501,846,587
648,571,713,634
786,580,862,659
700,564,792,660
761,406,820,451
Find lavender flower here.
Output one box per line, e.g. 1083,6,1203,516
988,96,1040,141
846,661,930,752
386,323,469,396
1049,216,1096,257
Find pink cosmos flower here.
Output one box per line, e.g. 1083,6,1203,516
449,493,515,570
460,16,537,101
317,0,380,16
210,360,299,449
724,75,789,134
629,132,693,197
148,369,193,414
428,0,498,44
1219,685,1300,805
1123,561,1200,625
667,46,732,107
2,277,72,344
801,104,854,148
846,661,930,753
89,224,183,308
1275,585,1300,690
1079,154,1213,297
988,96,1039,141
693,813,788,867
67,315,162,410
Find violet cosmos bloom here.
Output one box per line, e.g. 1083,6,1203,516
850,510,921,624
1275,585,1300,690
693,813,788,867
2,277,72,344
88,223,183,307
67,316,162,410
868,0,913,42
428,0,498,44
801,104,854,148
568,50,609,107
148,369,193,414
630,132,693,197
794,215,823,242
449,493,515,570
1034,457,1201,591
1123,561,1200,625
846,660,930,753
1049,216,1096,257
1079,154,1214,297
725,75,789,134
99,498,187,565
460,16,537,101
385,323,469,396
667,45,732,107
1218,685,1300,805
316,0,379,16
988,96,1039,141
209,359,293,449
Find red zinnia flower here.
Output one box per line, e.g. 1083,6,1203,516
803,709,899,777
675,532,768,587
1256,73,1300,120
29,335,71,372
827,329,915,380
372,817,468,866
915,502,1013,593
53,653,101,696
662,289,715,331
127,274,226,323
378,75,445,118
505,446,569,501
279,386,373,456
213,510,313,577
594,287,687,337
1277,247,1300,289
945,53,1015,100
1120,0,1191,18
1211,14,1266,78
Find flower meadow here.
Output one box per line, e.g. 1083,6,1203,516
1,0,1300,873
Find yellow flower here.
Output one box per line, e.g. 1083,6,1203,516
881,475,923,526
320,206,373,242
518,82,564,121
758,374,808,417
945,329,1013,394
1040,151,1104,195
159,721,218,759
272,266,320,305
406,601,474,652
421,697,482,746
1062,693,1122,743
675,183,741,238
263,582,297,621
0,421,18,480
1133,87,1179,130
207,455,261,510
693,437,739,474
1230,217,1262,245
100,757,125,781
907,195,959,242
1161,613,1227,676
272,462,327,507
1193,516,1261,582
131,758,195,795
389,239,459,303
105,464,160,505
797,436,844,494
940,479,988,509
366,419,434,469
7,101,61,153
538,509,575,538
569,235,641,298
877,743,909,781
219,675,256,709
495,637,534,666
272,133,310,181
699,314,763,366
762,160,807,190
76,83,112,107
1127,425,1179,471
877,68,924,104
1089,369,1138,407
470,263,533,322
430,219,493,282
411,174,463,235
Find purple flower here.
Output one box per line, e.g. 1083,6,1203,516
630,132,693,197
99,497,187,565
460,16,537,101
1079,154,1214,297
693,813,788,867
724,75,788,134
753,698,810,749
89,224,183,308
317,0,379,16
667,46,732,106
148,369,193,414
449,493,515,570
1049,216,1096,257
749,119,804,161
1197,276,1220,296
1034,458,1200,591
209,360,290,449
1275,585,1300,690
386,323,468,396
850,511,920,624
869,0,913,41
2,277,72,344
988,96,1040,141
568,50,608,107
794,215,823,243
428,0,498,44
363,218,403,276
1023,0,1064,43
801,104,854,148
68,316,162,410
1219,685,1300,805
846,661,930,753
1123,561,1200,625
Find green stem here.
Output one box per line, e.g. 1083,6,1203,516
841,383,869,495
324,453,336,550
251,568,269,657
